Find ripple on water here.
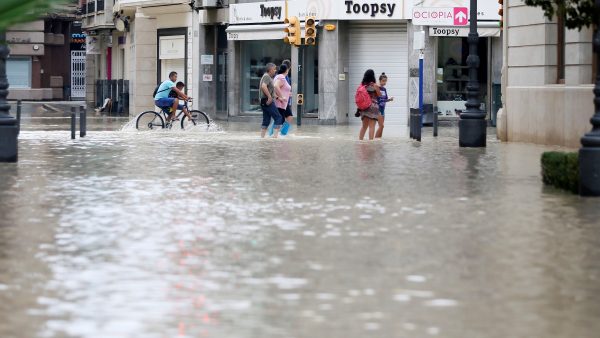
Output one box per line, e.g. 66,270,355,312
424,299,459,307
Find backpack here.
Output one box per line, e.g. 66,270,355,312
355,84,371,110
152,83,171,98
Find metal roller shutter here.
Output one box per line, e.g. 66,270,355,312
348,23,408,126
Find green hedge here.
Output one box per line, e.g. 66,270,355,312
541,152,579,194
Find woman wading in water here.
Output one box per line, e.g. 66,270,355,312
357,69,381,140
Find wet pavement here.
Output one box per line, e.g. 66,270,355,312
1,118,599,338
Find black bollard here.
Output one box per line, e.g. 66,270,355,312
409,109,415,139
70,107,76,139
16,100,21,135
79,105,86,138
433,111,438,137
409,108,422,142
415,114,422,142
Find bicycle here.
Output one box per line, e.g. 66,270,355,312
135,100,210,131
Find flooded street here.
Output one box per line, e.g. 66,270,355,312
1,119,599,338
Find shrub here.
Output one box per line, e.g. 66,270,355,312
541,152,579,194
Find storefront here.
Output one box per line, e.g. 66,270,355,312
225,0,410,124
347,23,409,125
226,1,311,116
431,27,501,119
410,0,502,123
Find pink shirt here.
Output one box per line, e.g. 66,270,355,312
274,74,292,110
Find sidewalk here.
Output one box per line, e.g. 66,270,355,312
7,100,125,118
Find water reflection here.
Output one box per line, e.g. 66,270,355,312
0,123,599,337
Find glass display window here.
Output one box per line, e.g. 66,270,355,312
437,37,488,116
241,40,291,113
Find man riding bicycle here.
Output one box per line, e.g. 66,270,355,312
154,71,192,122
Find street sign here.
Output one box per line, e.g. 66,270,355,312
453,7,468,25
412,7,469,26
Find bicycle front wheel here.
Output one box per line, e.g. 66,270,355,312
136,111,165,131
181,110,210,130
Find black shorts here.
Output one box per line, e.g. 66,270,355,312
279,106,293,118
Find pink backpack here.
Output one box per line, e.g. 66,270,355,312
355,84,371,110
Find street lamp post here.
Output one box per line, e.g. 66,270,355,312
579,0,600,196
459,0,487,147
0,31,18,162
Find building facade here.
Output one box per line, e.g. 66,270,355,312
81,0,193,115
498,0,594,148
193,0,501,126
6,2,79,101
107,0,500,125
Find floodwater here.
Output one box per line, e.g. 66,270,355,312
1,118,599,338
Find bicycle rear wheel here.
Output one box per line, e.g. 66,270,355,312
181,110,210,130
136,111,165,131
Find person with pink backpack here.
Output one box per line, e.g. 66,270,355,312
355,69,381,140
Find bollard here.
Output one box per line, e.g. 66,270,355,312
410,109,422,141
433,111,438,137
409,110,414,139
16,100,21,135
416,111,422,142
70,107,76,140
79,105,86,138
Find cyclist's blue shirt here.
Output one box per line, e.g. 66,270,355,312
154,80,175,100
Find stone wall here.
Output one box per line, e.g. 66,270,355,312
502,0,594,148
128,12,157,116
318,20,349,123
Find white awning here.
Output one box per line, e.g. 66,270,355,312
429,26,501,38
226,22,317,41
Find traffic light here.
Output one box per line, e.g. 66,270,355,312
498,0,504,30
284,16,301,46
305,16,317,46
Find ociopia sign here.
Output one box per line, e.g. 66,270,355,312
412,7,469,26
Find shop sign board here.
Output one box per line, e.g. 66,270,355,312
412,7,468,26
201,55,214,65
159,36,185,60
429,26,501,37
230,1,286,24
229,0,409,25
409,0,500,22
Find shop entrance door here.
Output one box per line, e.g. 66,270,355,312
216,26,228,115
216,51,228,115
71,51,86,99
300,45,319,119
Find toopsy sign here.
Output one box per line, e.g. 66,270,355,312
228,1,408,24
344,1,397,18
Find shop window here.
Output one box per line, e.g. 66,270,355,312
7,57,32,88
437,37,488,116
241,40,290,113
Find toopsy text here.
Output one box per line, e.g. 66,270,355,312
345,1,397,17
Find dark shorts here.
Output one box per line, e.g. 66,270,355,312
261,99,283,128
285,106,293,117
155,98,175,108
279,107,293,118
379,107,385,116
